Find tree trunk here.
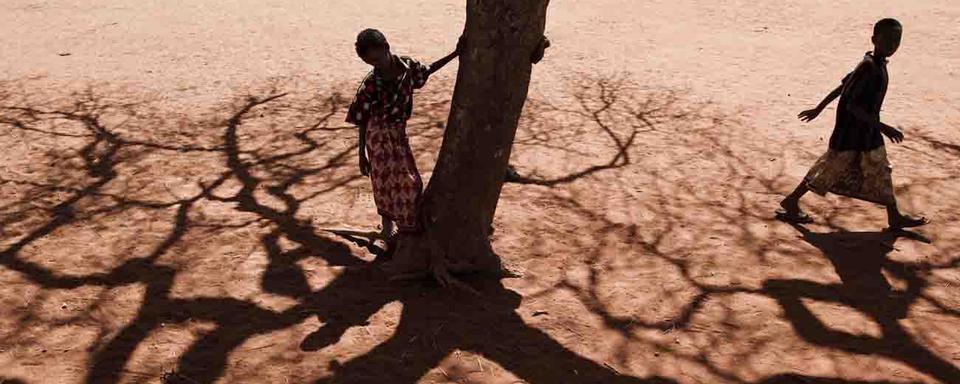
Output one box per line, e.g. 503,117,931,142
384,0,550,282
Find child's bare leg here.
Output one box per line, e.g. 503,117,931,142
776,181,813,223
380,216,395,240
379,216,401,256
780,181,809,213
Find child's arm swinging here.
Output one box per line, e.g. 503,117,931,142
798,84,842,122
346,80,376,176
841,64,905,143
846,103,904,143
358,123,370,175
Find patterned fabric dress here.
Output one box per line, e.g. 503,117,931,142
346,55,431,233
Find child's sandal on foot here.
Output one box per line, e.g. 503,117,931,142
889,216,930,230
775,209,814,224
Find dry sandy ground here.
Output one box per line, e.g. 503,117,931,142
2,1,960,383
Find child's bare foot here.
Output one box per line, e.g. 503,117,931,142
776,199,813,223
888,214,930,230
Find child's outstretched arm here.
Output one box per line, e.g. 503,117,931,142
426,36,465,76
798,84,842,122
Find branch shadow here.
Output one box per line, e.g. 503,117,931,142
0,85,358,384
509,73,700,187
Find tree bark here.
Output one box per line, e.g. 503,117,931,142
384,0,550,282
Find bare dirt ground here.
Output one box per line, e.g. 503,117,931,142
2,1,960,383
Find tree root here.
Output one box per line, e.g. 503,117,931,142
382,233,485,296
387,266,480,296
498,263,525,279
429,256,481,297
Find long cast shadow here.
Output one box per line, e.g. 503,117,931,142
763,225,960,383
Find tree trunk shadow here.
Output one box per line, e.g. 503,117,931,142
305,275,676,384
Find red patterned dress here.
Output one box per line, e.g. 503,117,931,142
346,55,431,233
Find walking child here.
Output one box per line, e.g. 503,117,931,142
346,29,462,249
777,18,929,229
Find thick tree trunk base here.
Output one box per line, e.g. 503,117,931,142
380,230,513,292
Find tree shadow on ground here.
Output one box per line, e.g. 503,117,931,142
2,74,957,383
0,88,348,384
0,77,679,383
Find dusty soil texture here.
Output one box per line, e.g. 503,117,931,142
2,1,959,383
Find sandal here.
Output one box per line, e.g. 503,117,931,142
775,208,813,224
888,215,930,230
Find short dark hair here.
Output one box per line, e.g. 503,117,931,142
874,18,902,36
355,29,389,56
